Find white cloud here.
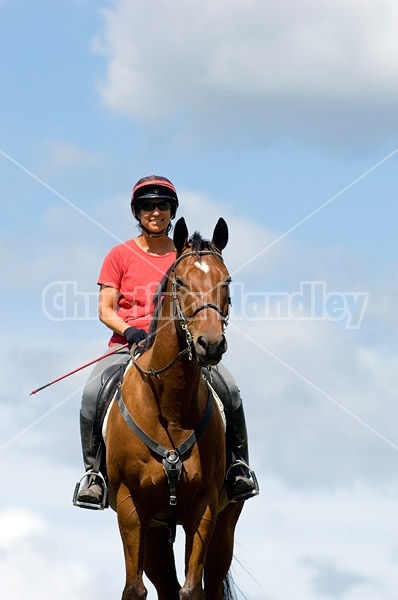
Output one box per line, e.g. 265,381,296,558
233,478,398,599
0,509,107,600
225,318,398,487
0,508,45,546
179,189,285,280
40,139,104,172
94,0,398,145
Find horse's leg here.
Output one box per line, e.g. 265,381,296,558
144,525,181,600
203,503,243,600
180,499,218,600
116,485,148,600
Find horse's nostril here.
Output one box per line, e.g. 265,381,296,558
197,336,208,351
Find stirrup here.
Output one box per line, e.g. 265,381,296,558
73,470,108,510
226,459,260,502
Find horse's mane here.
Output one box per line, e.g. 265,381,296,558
143,232,216,350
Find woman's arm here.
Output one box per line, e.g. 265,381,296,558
98,285,131,337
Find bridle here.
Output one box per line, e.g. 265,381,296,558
171,249,230,358
133,248,230,378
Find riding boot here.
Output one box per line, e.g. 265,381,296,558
225,403,259,502
75,413,105,507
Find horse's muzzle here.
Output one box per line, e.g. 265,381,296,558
194,334,228,366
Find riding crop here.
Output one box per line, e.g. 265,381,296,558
30,343,129,395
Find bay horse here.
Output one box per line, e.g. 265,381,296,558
106,217,244,600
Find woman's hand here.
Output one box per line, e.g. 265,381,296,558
123,327,147,346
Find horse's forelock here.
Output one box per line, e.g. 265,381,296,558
189,231,213,259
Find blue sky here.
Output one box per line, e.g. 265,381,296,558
1,1,398,599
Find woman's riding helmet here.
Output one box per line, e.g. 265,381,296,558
131,175,179,220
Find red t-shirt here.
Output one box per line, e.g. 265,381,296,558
98,239,176,346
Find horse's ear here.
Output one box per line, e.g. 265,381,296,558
211,218,228,252
173,217,189,255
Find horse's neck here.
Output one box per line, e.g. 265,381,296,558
149,320,204,414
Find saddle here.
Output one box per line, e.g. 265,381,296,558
96,361,129,430
72,358,132,511
91,360,130,480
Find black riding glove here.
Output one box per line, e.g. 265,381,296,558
124,326,147,346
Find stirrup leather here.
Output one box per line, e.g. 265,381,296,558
73,470,108,510
226,459,260,502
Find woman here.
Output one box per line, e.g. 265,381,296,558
75,175,258,507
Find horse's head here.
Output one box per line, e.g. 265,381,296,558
172,217,231,366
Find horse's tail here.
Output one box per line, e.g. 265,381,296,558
223,571,239,600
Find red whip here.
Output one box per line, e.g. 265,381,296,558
30,343,129,395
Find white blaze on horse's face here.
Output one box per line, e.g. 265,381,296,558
194,260,210,273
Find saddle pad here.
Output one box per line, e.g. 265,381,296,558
102,360,133,444
204,379,226,431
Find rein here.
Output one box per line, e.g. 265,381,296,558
132,347,190,379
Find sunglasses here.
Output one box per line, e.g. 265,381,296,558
139,201,172,212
